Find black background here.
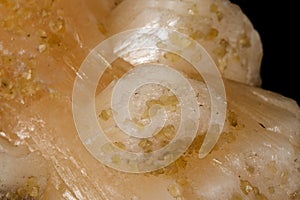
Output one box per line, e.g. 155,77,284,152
230,1,299,105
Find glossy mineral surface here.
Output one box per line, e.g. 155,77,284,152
0,0,299,200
